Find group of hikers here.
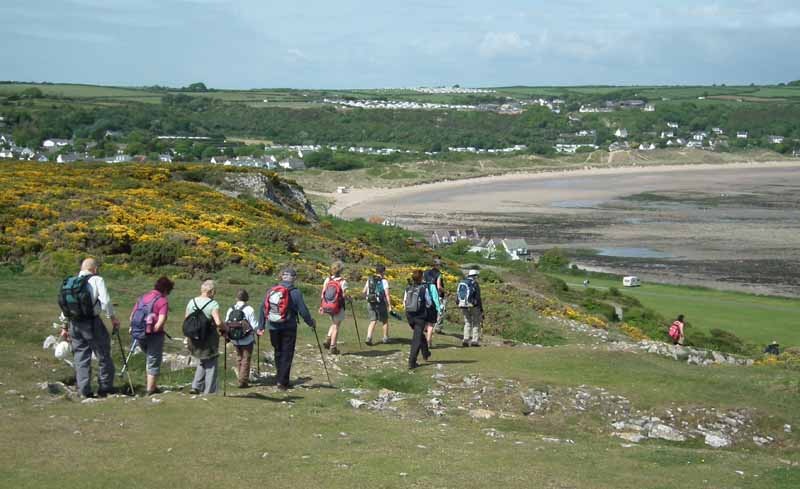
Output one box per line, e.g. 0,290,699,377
57,257,485,398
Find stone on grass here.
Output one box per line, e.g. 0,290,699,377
704,432,731,448
469,408,495,420
648,423,686,442
349,399,366,409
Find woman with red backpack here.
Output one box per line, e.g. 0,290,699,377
320,260,349,355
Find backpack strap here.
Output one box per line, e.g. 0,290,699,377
198,299,211,312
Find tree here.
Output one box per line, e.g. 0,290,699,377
186,82,208,92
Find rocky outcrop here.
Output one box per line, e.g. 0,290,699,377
219,171,318,222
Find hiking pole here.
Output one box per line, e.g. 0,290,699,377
311,326,333,386
348,298,362,349
114,331,135,396
256,334,261,377
223,338,227,398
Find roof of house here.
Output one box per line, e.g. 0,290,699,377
503,238,529,250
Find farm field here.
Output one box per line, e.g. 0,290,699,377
546,272,800,348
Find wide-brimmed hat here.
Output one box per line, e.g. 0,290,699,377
467,269,479,277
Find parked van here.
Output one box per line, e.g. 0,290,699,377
623,276,641,287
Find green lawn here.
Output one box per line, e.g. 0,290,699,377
547,272,800,347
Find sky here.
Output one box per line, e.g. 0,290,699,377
1,0,799,89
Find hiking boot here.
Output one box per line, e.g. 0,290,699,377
470,341,480,347
462,341,470,347
277,384,290,392
365,337,373,346
382,337,390,344
423,351,431,361
323,338,331,349
330,346,340,355
97,387,115,398
238,382,249,389
189,388,200,395
408,363,419,370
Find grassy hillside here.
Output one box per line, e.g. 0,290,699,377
547,272,800,348
1,163,799,488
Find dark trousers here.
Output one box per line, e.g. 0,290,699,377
408,315,430,368
270,328,297,387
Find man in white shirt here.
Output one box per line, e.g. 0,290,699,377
60,257,121,398
224,289,263,388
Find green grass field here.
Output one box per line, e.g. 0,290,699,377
0,270,799,488
547,272,800,347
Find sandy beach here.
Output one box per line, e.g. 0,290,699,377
329,160,800,296
331,160,799,218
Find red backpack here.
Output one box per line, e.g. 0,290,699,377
265,285,291,323
668,321,682,341
320,278,344,315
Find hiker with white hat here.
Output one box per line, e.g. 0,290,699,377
456,269,484,347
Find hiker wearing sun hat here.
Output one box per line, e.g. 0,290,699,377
457,269,484,347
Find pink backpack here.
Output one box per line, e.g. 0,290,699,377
668,321,682,341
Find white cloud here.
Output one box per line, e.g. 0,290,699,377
478,31,530,58
287,48,310,62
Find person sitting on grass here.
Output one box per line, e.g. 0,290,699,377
186,280,223,395
129,276,174,396
320,260,349,355
224,289,262,389
363,264,392,346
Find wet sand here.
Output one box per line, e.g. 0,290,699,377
334,161,800,296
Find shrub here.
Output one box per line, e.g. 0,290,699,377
537,248,570,272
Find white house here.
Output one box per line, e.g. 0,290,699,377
57,152,82,163
660,131,674,139
768,135,785,144
712,127,725,135
736,131,749,139
159,153,173,163
643,104,656,112
42,138,70,149
0,148,14,159
106,154,132,163
614,128,628,139
666,122,679,129
609,141,630,152
638,143,656,151
278,158,305,170
692,132,707,141
502,238,531,261
210,155,231,165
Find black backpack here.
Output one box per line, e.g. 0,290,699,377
224,305,253,341
183,299,213,343
58,274,97,320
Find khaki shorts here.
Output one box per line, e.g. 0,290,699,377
368,303,389,323
328,308,346,324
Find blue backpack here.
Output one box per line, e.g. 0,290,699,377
130,293,161,340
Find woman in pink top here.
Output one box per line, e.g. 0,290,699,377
129,276,174,395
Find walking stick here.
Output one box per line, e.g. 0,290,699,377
223,338,227,397
348,298,362,349
114,331,135,396
311,326,333,386
256,334,261,377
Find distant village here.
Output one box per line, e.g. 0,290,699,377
1,91,797,165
